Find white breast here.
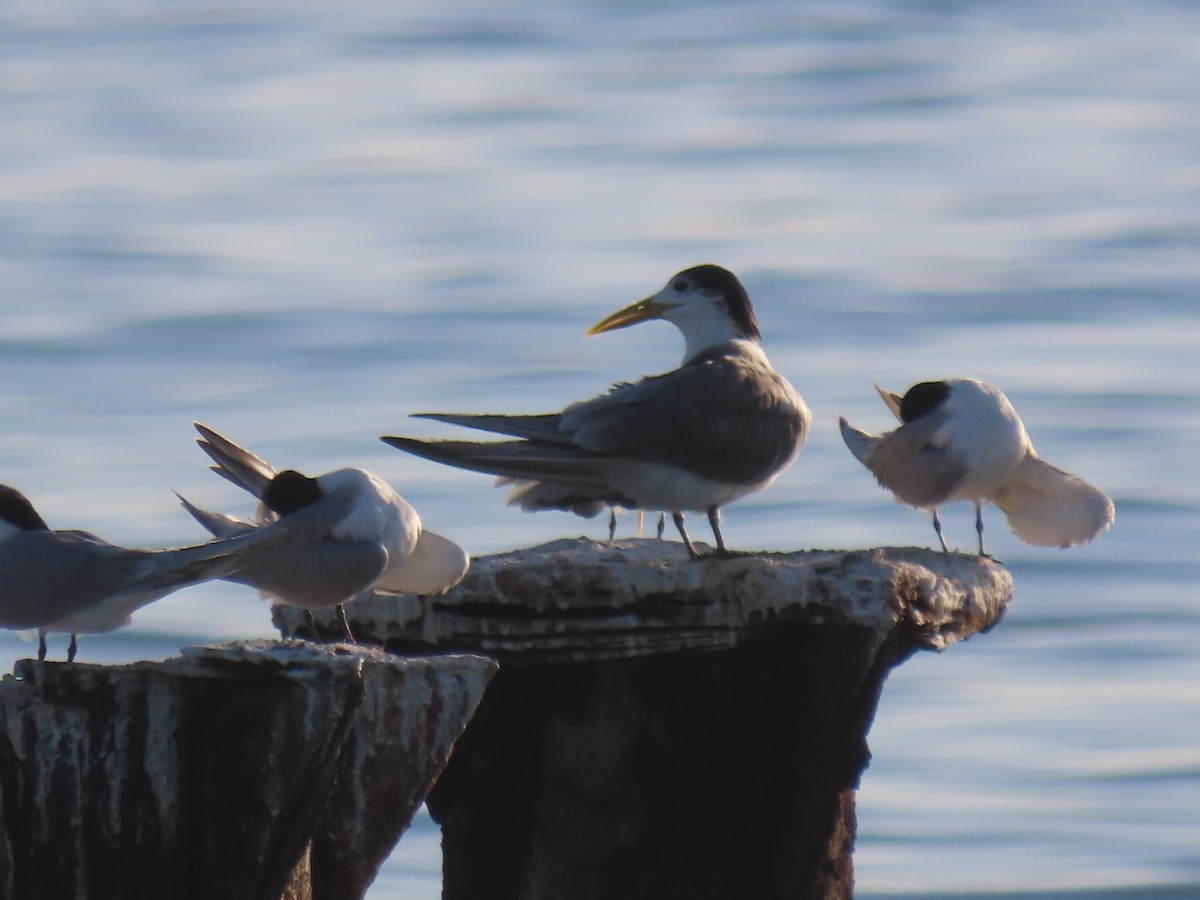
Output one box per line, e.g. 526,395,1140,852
938,380,1031,502
320,468,421,566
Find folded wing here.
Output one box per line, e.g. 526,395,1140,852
390,345,807,500
839,415,968,509
177,491,390,608
561,349,807,485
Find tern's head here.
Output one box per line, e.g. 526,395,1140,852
587,264,761,357
262,470,322,516
897,380,952,423
0,484,50,541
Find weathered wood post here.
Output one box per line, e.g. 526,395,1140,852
289,538,1011,900
0,641,496,900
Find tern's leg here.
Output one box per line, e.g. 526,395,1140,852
335,603,355,642
607,508,617,542
37,629,47,662
707,506,728,555
656,513,666,540
67,634,78,663
672,512,700,560
974,502,986,557
931,511,950,553
636,509,645,537
302,608,317,640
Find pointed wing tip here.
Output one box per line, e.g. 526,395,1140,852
172,492,231,538
193,422,244,454
174,491,199,517
409,412,492,425
381,435,451,464
838,417,876,466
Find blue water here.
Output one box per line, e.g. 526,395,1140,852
2,1,1198,896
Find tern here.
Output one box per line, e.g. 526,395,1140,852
606,508,632,542
383,264,811,558
0,483,279,662
839,378,1115,555
178,423,470,639
605,508,665,542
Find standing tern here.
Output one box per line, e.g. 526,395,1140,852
605,508,665,542
178,423,470,639
383,264,811,558
0,483,278,662
839,378,1115,555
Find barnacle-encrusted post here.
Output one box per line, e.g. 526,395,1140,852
285,538,1010,900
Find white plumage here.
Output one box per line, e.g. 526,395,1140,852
178,423,469,637
384,264,810,558
840,378,1114,554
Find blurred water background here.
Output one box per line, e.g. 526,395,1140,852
2,1,1198,896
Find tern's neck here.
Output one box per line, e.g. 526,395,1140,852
683,334,762,366
670,304,754,361
680,321,759,362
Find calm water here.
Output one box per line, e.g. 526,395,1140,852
2,1,1197,896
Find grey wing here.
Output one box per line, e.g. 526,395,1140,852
176,493,257,539
0,531,147,629
222,537,388,608
386,352,807,494
411,413,570,444
561,356,808,485
212,494,390,607
194,422,278,499
862,415,968,508
381,436,611,487
385,408,616,491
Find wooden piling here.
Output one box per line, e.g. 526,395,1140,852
284,538,1011,900
0,641,495,900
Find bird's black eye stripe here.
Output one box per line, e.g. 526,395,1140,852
673,279,687,292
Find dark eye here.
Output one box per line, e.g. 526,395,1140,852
673,279,687,291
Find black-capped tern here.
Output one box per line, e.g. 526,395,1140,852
839,378,1115,555
178,423,470,638
0,483,276,662
383,264,811,558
